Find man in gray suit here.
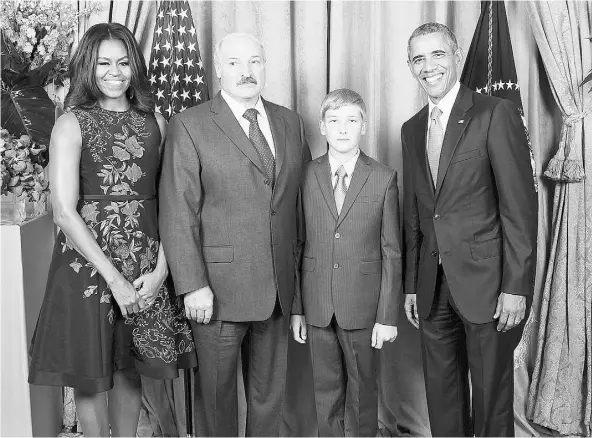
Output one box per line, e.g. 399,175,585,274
159,33,311,436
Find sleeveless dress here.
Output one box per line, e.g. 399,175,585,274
28,105,196,394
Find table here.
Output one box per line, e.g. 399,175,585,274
1,213,62,437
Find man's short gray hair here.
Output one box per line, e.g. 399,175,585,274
214,32,266,66
407,22,459,59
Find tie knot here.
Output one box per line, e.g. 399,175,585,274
335,165,347,179
243,108,259,123
431,106,442,121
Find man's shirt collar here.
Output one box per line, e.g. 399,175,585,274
428,81,461,117
221,90,268,122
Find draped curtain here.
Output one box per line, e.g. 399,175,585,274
61,0,571,436
525,2,592,436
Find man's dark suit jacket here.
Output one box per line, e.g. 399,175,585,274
159,91,311,322
293,151,403,330
401,85,537,324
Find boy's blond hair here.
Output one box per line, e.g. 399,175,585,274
319,88,367,121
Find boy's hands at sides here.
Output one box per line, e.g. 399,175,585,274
290,317,398,348
372,323,398,349
290,315,307,343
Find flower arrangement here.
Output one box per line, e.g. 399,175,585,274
1,0,101,85
1,1,100,222
1,129,49,202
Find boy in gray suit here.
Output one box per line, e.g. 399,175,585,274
291,89,402,437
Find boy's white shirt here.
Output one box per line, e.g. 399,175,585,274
328,147,360,190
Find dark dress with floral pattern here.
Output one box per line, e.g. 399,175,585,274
28,105,196,394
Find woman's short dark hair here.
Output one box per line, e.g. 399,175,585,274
64,23,154,113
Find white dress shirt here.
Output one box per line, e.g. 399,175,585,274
221,90,276,157
329,148,360,190
427,81,461,144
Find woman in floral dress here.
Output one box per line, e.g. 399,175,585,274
28,23,196,437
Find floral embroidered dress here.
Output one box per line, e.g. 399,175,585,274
28,105,196,394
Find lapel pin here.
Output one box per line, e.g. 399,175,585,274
458,119,465,124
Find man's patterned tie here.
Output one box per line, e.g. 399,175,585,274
243,108,275,183
427,106,443,187
334,165,348,215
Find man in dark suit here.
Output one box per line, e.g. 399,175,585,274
401,23,537,436
158,32,311,436
291,89,401,437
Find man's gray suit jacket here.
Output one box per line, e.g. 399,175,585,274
159,91,311,322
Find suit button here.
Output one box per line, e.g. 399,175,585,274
431,251,438,257
335,232,341,239
270,210,276,216
433,214,441,220
333,263,339,269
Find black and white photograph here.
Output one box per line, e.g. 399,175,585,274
0,0,590,437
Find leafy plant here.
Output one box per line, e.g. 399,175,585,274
1,59,58,167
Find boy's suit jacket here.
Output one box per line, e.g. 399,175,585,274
292,151,402,330
159,91,311,322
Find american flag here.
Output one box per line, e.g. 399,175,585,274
147,0,209,120
461,1,537,191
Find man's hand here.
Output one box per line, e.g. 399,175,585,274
404,294,419,329
290,315,307,344
493,293,526,332
371,323,398,349
184,286,214,324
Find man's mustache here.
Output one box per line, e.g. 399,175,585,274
237,76,257,86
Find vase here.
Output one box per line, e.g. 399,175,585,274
1,193,46,225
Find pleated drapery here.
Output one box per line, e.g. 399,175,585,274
525,2,592,436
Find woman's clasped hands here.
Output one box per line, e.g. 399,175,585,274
108,275,146,317
133,269,167,309
108,269,165,317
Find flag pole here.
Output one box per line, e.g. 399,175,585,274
185,368,194,437
487,0,493,96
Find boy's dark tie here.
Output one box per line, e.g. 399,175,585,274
243,108,275,183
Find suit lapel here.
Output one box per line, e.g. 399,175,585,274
210,92,266,177
336,152,372,228
435,85,473,198
263,99,286,180
412,106,435,198
314,154,339,220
